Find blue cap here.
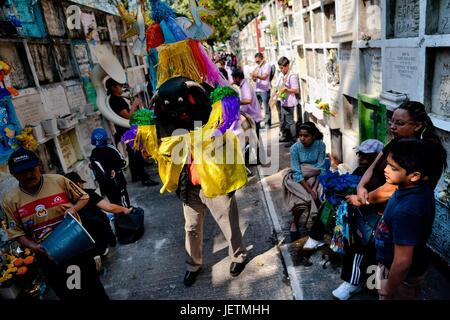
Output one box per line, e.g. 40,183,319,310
8,148,40,174
91,128,108,147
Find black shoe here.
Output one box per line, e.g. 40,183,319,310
184,269,201,287
142,179,159,186
279,137,289,142
290,231,300,242
230,261,247,277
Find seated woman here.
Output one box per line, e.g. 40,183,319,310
283,122,326,241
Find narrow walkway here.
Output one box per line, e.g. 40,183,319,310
100,162,292,299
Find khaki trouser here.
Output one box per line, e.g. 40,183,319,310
378,264,425,300
183,185,247,272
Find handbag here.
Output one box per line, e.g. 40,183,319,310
354,206,381,246
319,201,336,230
114,207,145,244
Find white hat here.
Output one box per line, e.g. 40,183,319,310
354,139,384,154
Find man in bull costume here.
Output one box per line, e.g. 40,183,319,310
118,0,250,287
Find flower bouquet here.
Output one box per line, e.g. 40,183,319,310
0,246,42,298
318,170,361,253
318,170,361,208
314,99,336,117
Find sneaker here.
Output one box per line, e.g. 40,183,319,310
332,281,364,300
101,247,110,257
303,237,325,250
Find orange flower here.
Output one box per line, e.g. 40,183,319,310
13,258,24,267
17,266,27,275
24,256,35,265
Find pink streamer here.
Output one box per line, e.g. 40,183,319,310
198,43,229,87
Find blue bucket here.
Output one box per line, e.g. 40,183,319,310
41,213,96,265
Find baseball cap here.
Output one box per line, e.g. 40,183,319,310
8,148,40,174
64,172,87,184
354,139,384,154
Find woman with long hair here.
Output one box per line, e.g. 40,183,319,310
283,121,326,241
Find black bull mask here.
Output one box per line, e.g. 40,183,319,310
150,77,214,139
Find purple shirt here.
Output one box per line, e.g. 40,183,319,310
255,61,271,92
281,73,299,107
240,79,263,122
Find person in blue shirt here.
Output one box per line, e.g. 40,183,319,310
284,121,326,240
376,139,444,300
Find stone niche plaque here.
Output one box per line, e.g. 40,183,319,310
297,46,308,78
337,0,355,33
40,0,66,37
306,49,315,78
316,49,325,81
41,85,71,117
303,15,312,43
431,48,450,117
360,48,382,96
427,0,450,34
393,0,420,38
339,43,358,97
65,84,87,115
438,0,450,34
12,93,45,126
324,4,337,42
313,9,323,43
359,0,381,40
384,47,419,100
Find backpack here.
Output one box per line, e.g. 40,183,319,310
269,64,276,82
114,207,145,244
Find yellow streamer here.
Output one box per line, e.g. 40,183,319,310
156,40,203,88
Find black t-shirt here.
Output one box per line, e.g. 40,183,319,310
375,182,435,277
83,189,103,209
109,95,129,137
90,145,126,178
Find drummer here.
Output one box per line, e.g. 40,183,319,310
1,148,109,300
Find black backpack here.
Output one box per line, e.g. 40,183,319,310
114,207,145,244
269,64,276,82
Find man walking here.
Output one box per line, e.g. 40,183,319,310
276,57,299,147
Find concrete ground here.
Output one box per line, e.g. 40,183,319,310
100,161,293,300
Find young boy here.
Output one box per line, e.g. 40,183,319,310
376,139,437,300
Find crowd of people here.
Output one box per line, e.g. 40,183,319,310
283,101,447,300
0,47,447,301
